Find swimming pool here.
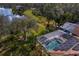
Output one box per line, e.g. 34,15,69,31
45,38,61,51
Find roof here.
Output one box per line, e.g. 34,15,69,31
41,30,66,40
60,22,79,37
60,22,76,32
0,7,26,21
0,8,13,16
37,30,72,51
16,5,24,9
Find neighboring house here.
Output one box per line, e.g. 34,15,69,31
60,22,79,37
0,7,26,22
0,8,13,22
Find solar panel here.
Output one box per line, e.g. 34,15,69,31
54,37,78,51
72,44,79,51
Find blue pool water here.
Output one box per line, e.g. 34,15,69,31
46,39,61,51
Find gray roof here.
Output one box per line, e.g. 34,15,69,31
60,22,79,37
43,30,66,39
0,8,13,16
0,8,26,21
37,30,67,41
60,22,76,32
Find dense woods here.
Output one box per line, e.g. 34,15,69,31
0,3,79,56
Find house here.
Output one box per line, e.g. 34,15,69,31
37,22,79,55
0,8,13,21
60,22,79,37
0,7,26,22
37,30,69,52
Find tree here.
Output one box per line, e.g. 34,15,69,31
9,18,37,40
32,3,79,27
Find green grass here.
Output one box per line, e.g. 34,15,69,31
24,9,39,22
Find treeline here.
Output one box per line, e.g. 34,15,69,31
10,3,79,27
3,3,79,24
32,4,79,25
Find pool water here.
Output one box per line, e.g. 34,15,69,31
46,39,61,51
